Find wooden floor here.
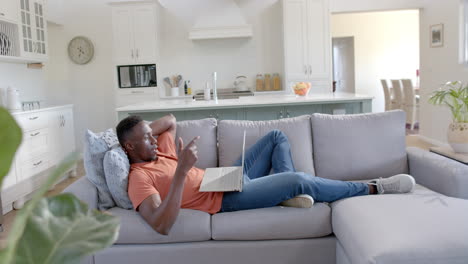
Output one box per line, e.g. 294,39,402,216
0,134,434,248
0,160,85,248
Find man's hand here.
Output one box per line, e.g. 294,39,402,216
176,136,200,174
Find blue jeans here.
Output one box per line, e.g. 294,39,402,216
220,130,369,212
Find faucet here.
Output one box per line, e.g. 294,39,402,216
213,72,218,104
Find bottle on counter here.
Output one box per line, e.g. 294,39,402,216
256,74,264,91
184,81,188,95
273,73,281,91
204,81,211,101
187,80,192,95
264,74,271,91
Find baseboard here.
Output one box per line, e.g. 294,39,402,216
416,135,450,148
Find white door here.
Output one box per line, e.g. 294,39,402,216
0,0,19,22
133,5,157,64
332,37,355,93
32,0,47,58
19,0,36,56
283,0,309,81
2,163,17,190
59,108,75,159
306,0,331,79
112,6,135,64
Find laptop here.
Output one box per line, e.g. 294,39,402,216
199,131,246,192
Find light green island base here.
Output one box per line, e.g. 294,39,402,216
116,93,373,122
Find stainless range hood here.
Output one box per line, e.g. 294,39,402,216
188,0,253,40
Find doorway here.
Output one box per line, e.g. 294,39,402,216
332,37,355,93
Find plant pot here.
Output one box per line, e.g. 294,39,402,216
447,122,468,153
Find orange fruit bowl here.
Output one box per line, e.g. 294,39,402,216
291,82,311,96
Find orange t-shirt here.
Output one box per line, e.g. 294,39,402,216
127,132,223,214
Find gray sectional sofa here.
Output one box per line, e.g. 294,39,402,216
65,110,468,264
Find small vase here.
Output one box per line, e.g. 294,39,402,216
447,122,468,153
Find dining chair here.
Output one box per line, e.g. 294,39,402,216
401,79,419,130
390,79,404,110
380,79,393,111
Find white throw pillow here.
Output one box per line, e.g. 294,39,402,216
103,147,133,209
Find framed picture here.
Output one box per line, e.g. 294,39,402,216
430,24,444,48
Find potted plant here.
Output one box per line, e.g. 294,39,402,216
429,81,468,153
0,107,120,264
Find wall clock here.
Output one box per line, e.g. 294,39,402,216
68,36,94,64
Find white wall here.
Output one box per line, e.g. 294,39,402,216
0,62,47,105
418,0,468,144
44,0,116,152
331,10,420,112
41,0,283,151
157,0,283,95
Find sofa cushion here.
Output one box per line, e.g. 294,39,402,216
108,208,211,244
211,204,331,240
332,184,468,264
311,111,407,181
83,129,117,210
218,115,315,175
103,146,133,209
176,118,217,169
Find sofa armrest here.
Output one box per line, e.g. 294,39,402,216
407,147,468,199
63,177,98,210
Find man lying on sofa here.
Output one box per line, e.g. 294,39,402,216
116,114,415,235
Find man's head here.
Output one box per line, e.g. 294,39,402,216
116,115,158,163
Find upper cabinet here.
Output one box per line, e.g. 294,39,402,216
0,0,48,63
0,0,19,23
111,2,158,65
19,0,48,60
282,0,331,93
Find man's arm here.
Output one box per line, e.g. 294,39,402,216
137,136,199,235
149,114,176,138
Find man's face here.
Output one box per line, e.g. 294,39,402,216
126,121,158,162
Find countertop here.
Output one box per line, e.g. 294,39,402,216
116,93,373,112
8,104,73,115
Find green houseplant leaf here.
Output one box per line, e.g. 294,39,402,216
429,81,468,123
0,108,120,264
0,107,22,186
13,194,120,264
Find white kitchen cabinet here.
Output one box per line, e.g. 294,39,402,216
283,0,331,92
111,2,158,64
2,105,75,214
0,0,19,23
49,107,76,166
2,163,17,191
18,0,48,60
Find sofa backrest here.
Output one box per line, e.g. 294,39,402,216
217,115,315,175
310,110,408,181
176,118,218,169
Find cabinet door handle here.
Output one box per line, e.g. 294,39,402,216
33,160,43,166
131,90,144,94
30,132,40,137
308,65,312,75
0,12,5,16
29,116,39,120
303,65,307,75
63,116,66,127
278,111,283,119
131,49,134,59
136,49,139,58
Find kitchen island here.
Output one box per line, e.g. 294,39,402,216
116,93,373,121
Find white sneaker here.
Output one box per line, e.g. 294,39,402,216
369,174,416,194
280,194,314,208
